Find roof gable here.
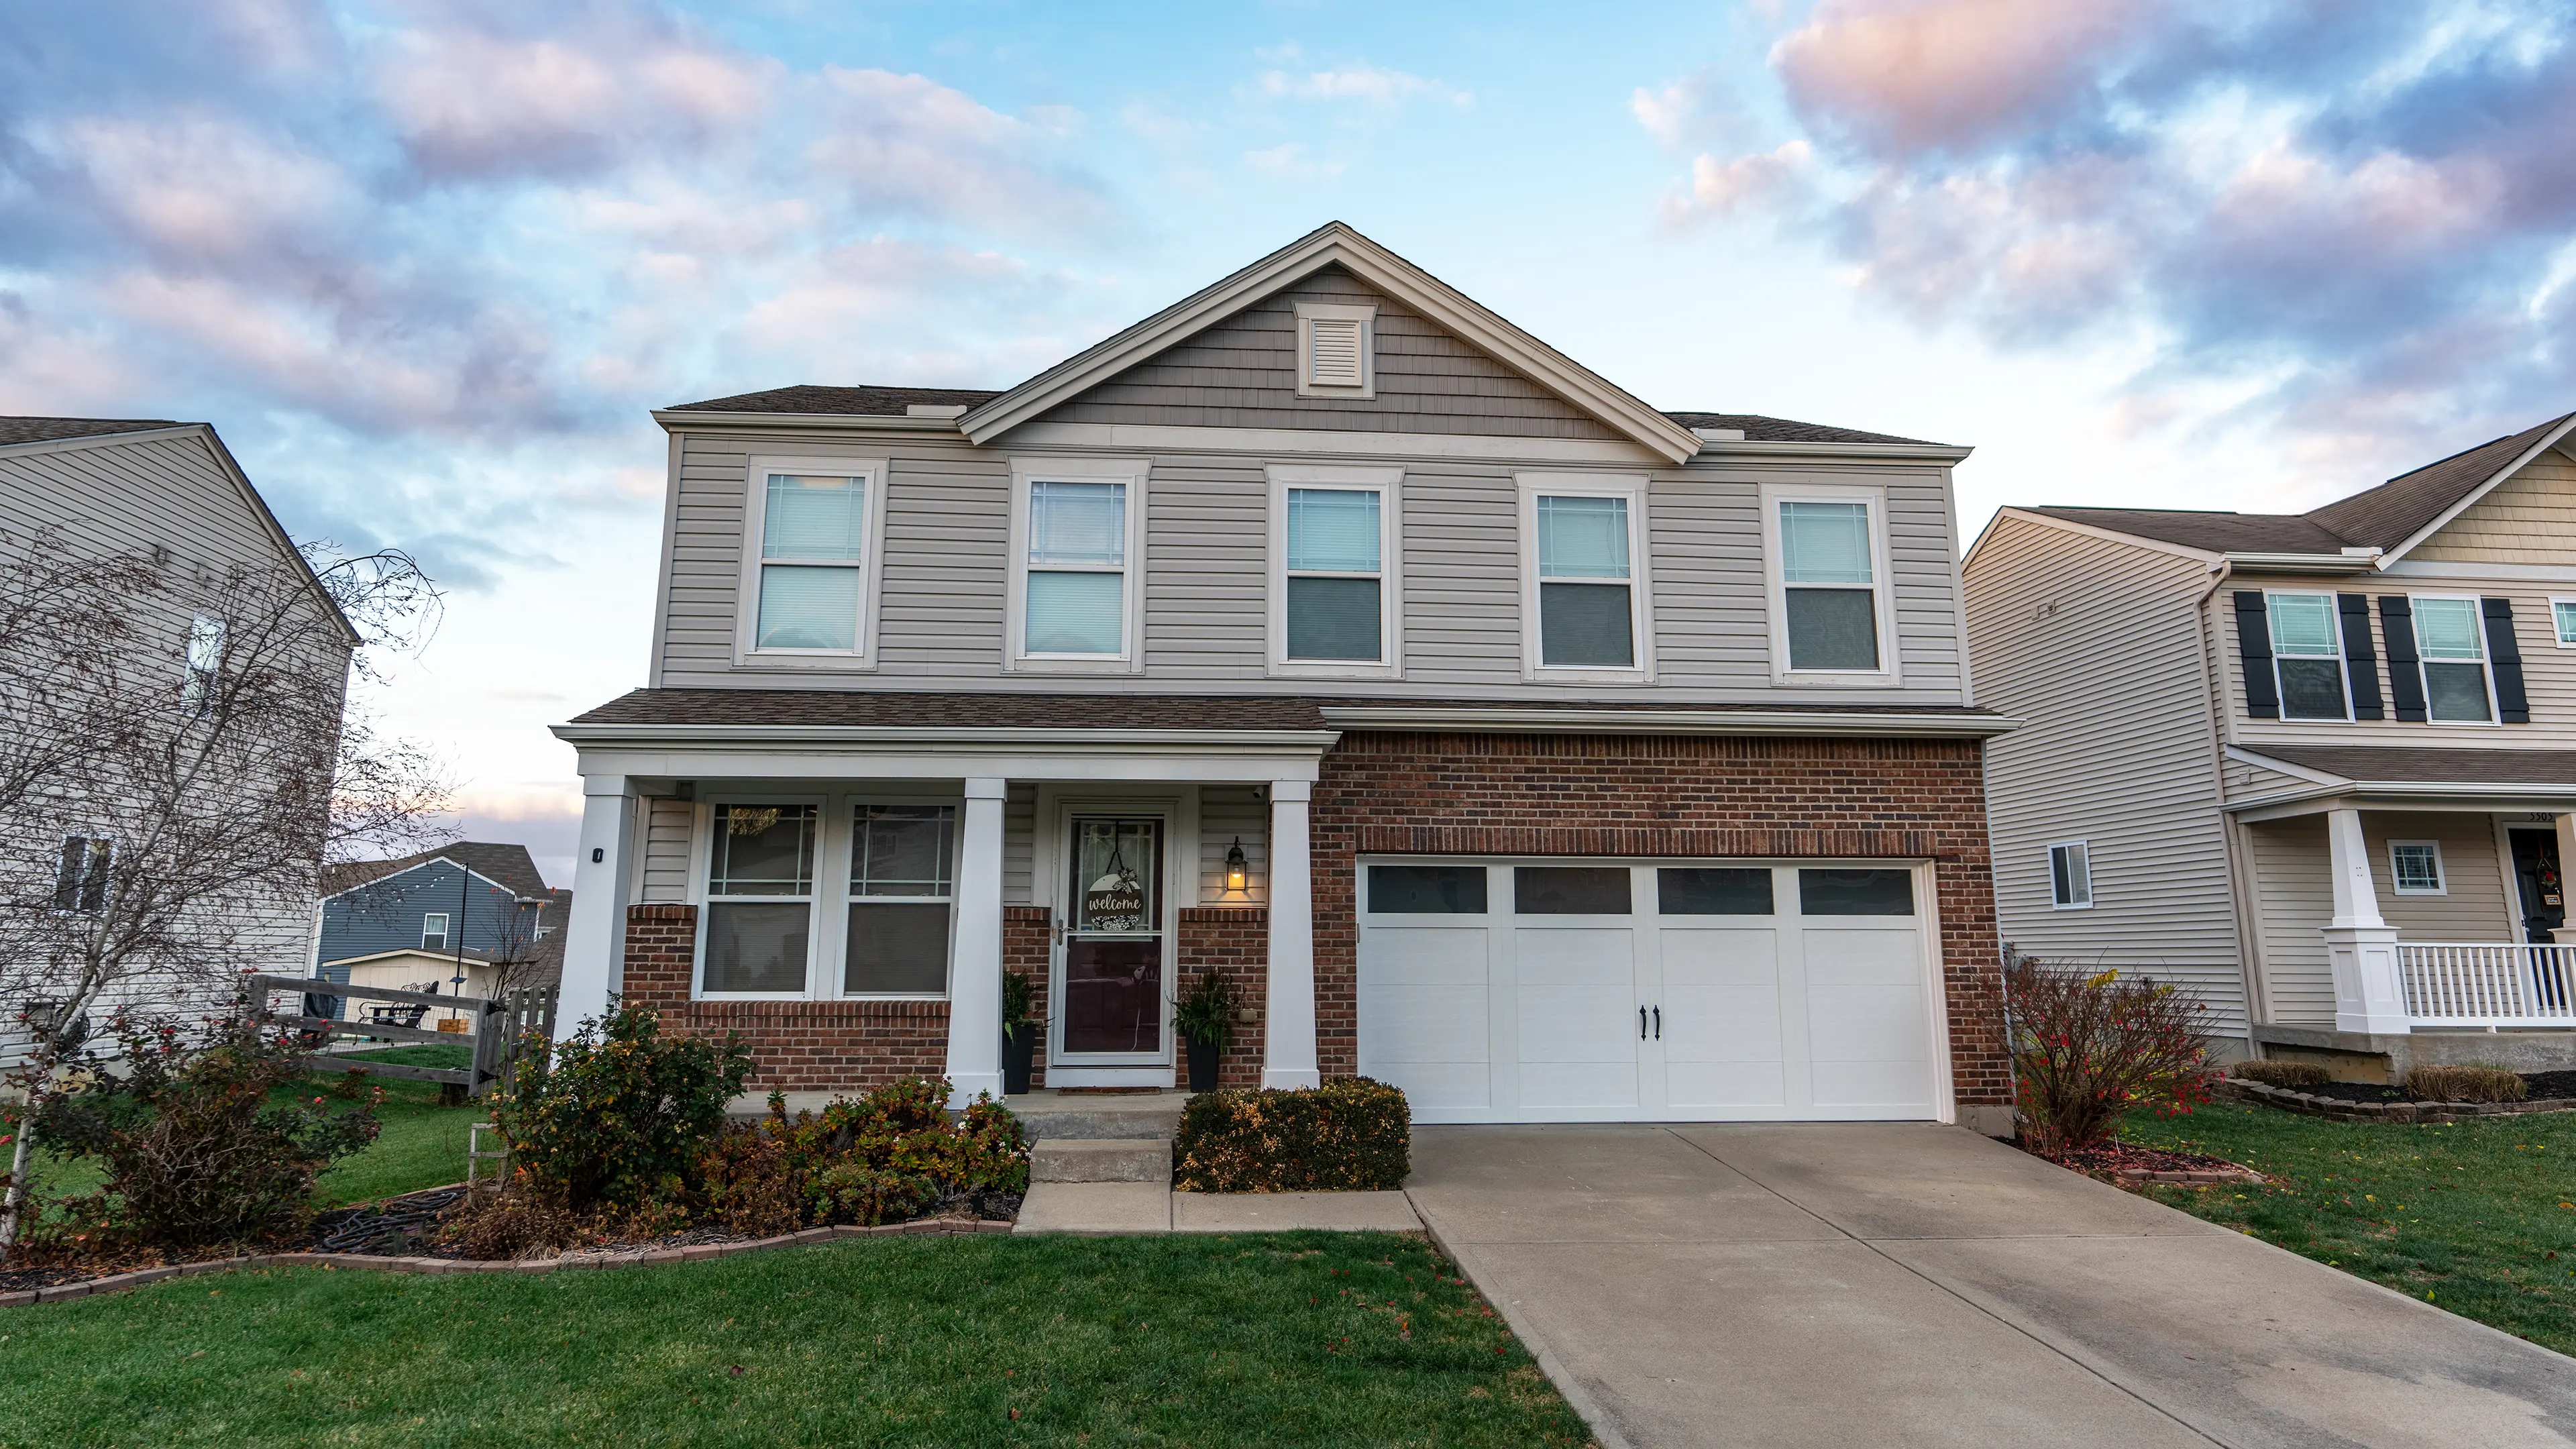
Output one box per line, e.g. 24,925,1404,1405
2307,411,2576,556
960,222,1705,463
322,842,553,902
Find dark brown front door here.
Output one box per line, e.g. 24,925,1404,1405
1060,818,1164,1057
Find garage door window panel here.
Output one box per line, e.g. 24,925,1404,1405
1658,868,1775,915
1368,865,1487,914
1798,868,1915,916
1515,866,1631,914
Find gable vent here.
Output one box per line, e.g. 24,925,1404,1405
1308,317,1364,386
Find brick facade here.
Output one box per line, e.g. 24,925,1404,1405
1006,906,1051,1087
1308,731,2010,1110
612,731,2008,1112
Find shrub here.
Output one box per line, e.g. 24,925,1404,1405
2231,1059,2330,1089
440,1185,586,1259
694,1076,1029,1234
2007,961,2219,1159
1173,1077,1408,1193
494,1002,753,1215
36,1014,380,1250
2406,1063,2528,1104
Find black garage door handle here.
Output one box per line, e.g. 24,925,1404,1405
1654,1006,1661,1039
1639,1006,1647,1040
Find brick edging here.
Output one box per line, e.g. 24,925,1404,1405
0,1217,1015,1309
2219,1077,2576,1124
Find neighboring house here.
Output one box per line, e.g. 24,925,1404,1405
315,843,567,1032
0,417,356,1062
553,222,2017,1130
1966,411,2576,1079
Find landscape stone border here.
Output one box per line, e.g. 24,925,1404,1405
0,1216,1012,1310
2219,1077,2576,1124
2110,1165,2267,1187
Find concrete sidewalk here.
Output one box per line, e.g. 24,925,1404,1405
1407,1123,2576,1449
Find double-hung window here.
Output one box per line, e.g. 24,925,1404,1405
1768,489,1890,676
738,455,887,665
2553,597,2576,648
1520,475,1650,677
2410,596,2496,723
421,912,449,951
1269,466,1399,674
700,804,817,994
2048,841,2092,910
182,614,224,712
2389,841,2446,895
845,804,956,996
52,836,111,914
2265,592,2349,720
1010,458,1146,669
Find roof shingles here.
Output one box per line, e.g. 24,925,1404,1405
0,417,186,447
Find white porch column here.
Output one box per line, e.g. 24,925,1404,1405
2323,806,2410,1034
943,778,1009,1106
2556,814,2576,947
1264,780,1321,1089
557,775,637,1034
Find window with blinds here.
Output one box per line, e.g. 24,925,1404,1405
1285,487,1384,661
753,472,868,652
701,804,817,994
1534,494,1635,667
2265,592,2350,720
1024,480,1127,656
1777,498,1882,672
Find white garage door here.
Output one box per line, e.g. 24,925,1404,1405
1358,859,1943,1124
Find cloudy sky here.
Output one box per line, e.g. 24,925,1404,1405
5,0,2571,882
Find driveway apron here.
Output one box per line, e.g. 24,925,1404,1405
1407,1122,2576,1449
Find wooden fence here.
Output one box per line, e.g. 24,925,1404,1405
243,975,557,1099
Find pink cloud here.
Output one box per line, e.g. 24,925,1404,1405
1773,0,2149,154
1660,140,1812,227
806,68,1110,229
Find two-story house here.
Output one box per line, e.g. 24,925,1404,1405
553,223,2017,1130
314,842,567,1031
1967,411,2576,1081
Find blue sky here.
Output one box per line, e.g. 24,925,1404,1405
5,0,2573,880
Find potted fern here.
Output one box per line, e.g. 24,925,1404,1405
1173,969,1236,1093
1001,970,1040,1095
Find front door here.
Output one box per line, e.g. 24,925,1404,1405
2509,828,2565,944
1059,818,1166,1061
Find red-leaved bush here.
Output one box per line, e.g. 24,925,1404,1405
2007,961,2219,1158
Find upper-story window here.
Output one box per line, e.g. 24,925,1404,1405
182,614,224,712
2410,595,2496,724
1269,465,1400,676
2265,592,2350,721
1294,302,1376,398
2552,597,2576,647
421,912,449,951
737,455,887,667
1008,458,1148,672
1519,474,1650,680
700,803,817,995
1762,484,1894,682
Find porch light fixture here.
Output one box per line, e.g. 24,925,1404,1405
1225,838,1248,894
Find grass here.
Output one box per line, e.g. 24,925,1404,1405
21,1042,484,1218
2121,1101,2576,1352
0,1230,1594,1449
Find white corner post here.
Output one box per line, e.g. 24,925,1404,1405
943,777,1009,1107
2322,807,2409,1034
2557,814,2576,946
558,773,638,1034
1264,780,1322,1089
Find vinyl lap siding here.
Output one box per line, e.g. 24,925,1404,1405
1197,786,1268,903
2247,816,2335,1026
1005,783,1035,906
1144,458,1266,677
2365,812,2515,941
1966,515,2247,1030
640,798,694,902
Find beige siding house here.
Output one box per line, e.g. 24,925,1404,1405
1966,411,2576,1078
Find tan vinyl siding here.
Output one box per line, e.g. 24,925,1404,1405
640,798,695,902
1045,266,1619,439
1197,786,1267,904
2365,812,2515,941
1964,513,2248,1030
2224,757,2322,798
2407,449,2576,565
2247,816,2337,1026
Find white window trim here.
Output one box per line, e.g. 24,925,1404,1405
1293,301,1377,399
2047,840,2093,910
2408,591,2502,727
2387,839,2448,896
693,796,826,1001
841,796,965,1002
733,453,890,669
2550,596,2576,648
2265,589,2353,723
50,834,113,916
1006,455,1149,674
1266,464,1403,680
1515,472,1654,684
1759,481,1900,685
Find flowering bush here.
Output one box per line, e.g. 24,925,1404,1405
2007,961,2218,1158
1174,1077,1409,1193
696,1077,1028,1234
35,1014,381,1249
492,1002,753,1214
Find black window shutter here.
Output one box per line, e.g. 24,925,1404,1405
2233,590,2279,718
2484,596,2530,723
2337,593,2383,720
2379,596,2426,721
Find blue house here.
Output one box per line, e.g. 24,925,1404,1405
315,843,568,1028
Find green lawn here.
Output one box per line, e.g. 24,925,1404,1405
23,1044,484,1219
0,1231,1593,1449
2121,1102,2576,1352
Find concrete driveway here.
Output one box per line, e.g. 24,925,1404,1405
1407,1123,2576,1448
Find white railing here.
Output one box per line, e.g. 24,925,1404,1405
2398,943,2576,1027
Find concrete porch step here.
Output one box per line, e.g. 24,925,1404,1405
1032,1137,1173,1185
1008,1088,1189,1142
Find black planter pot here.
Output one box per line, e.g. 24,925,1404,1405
1185,1034,1222,1093
1002,1026,1036,1095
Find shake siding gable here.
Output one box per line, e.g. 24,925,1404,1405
1964,513,2249,1031
2406,449,2576,566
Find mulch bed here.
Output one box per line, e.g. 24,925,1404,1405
2022,1138,2268,1187
2271,1071,2576,1106
1,1184,1024,1298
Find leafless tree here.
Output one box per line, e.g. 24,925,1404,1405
0,533,453,1256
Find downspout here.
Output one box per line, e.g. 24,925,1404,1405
2191,559,2261,1058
